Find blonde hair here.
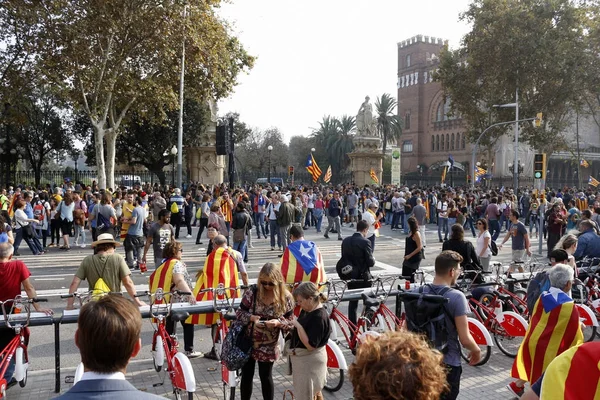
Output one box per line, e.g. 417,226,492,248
257,263,291,317
293,282,327,303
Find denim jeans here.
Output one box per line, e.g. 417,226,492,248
448,217,457,228
233,239,247,261
438,217,449,241
254,213,266,238
529,214,539,234
385,210,393,225
74,224,86,245
314,210,323,232
463,216,476,237
489,219,501,241
391,211,402,229
269,220,281,249
304,208,314,227
325,216,341,239
403,213,411,234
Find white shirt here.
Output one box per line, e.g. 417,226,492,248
437,201,448,218
362,210,376,238
80,371,126,381
476,230,492,258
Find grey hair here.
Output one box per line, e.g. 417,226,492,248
548,264,574,289
0,243,14,259
214,234,227,247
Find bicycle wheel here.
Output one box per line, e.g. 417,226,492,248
478,294,495,321
583,325,597,342
323,368,344,392
511,290,528,316
460,343,491,366
153,336,164,373
493,323,524,358
223,383,235,400
173,389,193,400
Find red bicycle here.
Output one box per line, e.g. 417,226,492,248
0,296,48,398
144,289,196,400
361,275,405,332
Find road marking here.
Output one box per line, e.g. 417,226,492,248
33,278,65,281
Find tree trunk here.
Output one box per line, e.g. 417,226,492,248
34,165,41,187
155,169,166,186
105,130,117,190
93,122,107,189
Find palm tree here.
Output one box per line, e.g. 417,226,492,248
375,93,403,153
329,115,355,171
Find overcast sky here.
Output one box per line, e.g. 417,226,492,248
217,0,473,144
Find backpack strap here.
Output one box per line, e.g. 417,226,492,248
426,284,456,328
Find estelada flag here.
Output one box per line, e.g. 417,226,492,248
370,168,379,184
589,176,600,187
280,240,327,285
540,342,600,399
323,165,332,184
511,287,583,384
148,258,176,304
186,247,240,325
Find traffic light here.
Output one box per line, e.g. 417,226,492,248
534,112,543,128
533,153,546,180
288,166,294,176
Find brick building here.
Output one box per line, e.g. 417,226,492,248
396,34,600,189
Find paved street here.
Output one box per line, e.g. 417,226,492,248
9,221,543,399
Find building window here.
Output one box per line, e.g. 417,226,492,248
406,54,411,68
451,133,455,150
436,103,444,121
441,134,445,150
405,112,411,130
462,133,466,149
436,135,439,151
431,136,435,152
455,133,460,149
402,140,413,153
446,134,450,150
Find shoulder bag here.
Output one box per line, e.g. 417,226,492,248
221,285,257,370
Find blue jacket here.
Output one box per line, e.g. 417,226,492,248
574,229,600,259
54,379,164,399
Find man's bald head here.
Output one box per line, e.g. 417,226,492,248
0,242,14,260
214,235,228,247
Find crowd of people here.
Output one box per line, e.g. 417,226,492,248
1,179,600,399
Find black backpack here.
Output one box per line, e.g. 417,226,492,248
402,285,454,354
526,271,550,315
489,240,498,256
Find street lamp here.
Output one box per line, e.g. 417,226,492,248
508,161,524,176
267,145,273,183
493,89,519,190
170,145,178,187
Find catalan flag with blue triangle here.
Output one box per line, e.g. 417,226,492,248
305,154,322,183
280,240,327,285
580,159,590,168
511,287,583,384
589,176,600,187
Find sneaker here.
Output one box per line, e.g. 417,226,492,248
279,247,282,251
271,247,275,251
324,234,330,239
338,237,343,241
507,382,524,397
6,378,17,389
249,245,254,248
80,244,86,248
48,243,56,247
186,234,192,238
203,348,219,361
185,350,203,359
349,223,354,228
14,252,20,256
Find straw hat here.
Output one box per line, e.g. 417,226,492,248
91,233,121,248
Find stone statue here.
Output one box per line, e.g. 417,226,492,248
357,96,374,136
207,98,218,122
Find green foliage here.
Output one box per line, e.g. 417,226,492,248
375,93,402,154
436,0,593,153
310,115,355,181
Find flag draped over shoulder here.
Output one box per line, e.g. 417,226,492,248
120,201,134,239
540,342,600,400
589,176,600,187
323,165,332,183
511,287,584,384
305,154,322,183
148,258,177,303
187,247,239,325
280,240,326,285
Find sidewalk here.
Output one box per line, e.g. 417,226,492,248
16,344,518,400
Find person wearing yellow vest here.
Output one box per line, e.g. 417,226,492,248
0,189,9,212
188,235,245,360
148,240,201,358
362,202,381,251
119,191,135,241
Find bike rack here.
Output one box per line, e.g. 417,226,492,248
0,286,392,393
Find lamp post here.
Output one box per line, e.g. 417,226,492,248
508,161,524,176
170,145,177,187
493,89,519,190
267,145,273,183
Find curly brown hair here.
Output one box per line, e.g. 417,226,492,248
349,330,448,400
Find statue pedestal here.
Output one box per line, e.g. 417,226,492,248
186,123,225,185
348,136,384,187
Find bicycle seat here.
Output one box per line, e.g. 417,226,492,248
494,292,512,303
171,311,190,322
465,293,473,300
224,312,237,321
361,293,380,308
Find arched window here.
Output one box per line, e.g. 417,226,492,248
446,134,450,150
451,133,455,150
406,54,411,68
462,133,466,149
456,133,460,149
441,134,445,150
436,135,440,151
436,103,444,121
431,136,435,152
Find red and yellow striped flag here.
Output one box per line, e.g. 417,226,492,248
441,166,447,183
370,168,379,184
589,176,600,187
306,154,322,183
120,201,134,239
148,258,177,305
280,240,327,286
511,288,584,384
323,165,332,183
187,247,240,325
540,342,600,400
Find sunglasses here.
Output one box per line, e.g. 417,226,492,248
178,248,184,253
477,222,483,225
260,281,276,287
